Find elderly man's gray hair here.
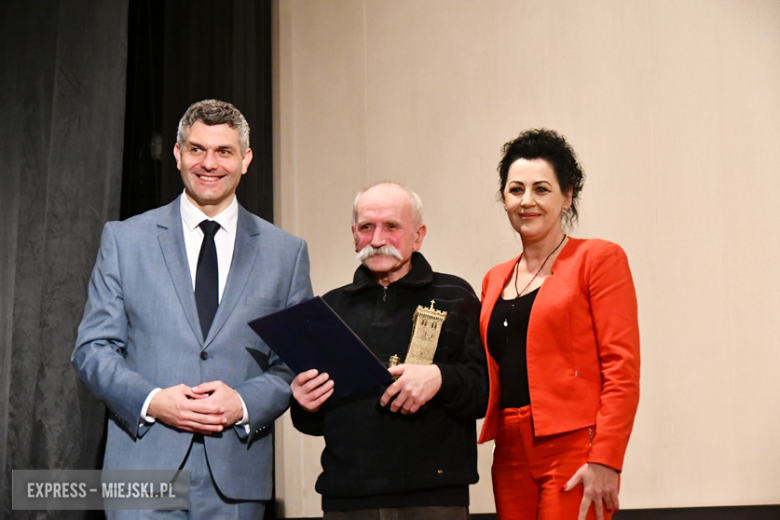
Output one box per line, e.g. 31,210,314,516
351,181,424,227
177,99,250,154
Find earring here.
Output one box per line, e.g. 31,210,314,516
503,206,508,211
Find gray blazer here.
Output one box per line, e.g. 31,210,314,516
72,196,312,500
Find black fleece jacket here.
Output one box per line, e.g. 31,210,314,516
291,253,489,511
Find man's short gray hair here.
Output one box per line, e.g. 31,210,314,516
177,99,250,154
351,181,424,227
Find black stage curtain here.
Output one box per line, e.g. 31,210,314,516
0,0,129,518
1,0,273,517
161,0,274,222
123,0,274,222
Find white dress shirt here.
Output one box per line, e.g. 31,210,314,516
140,192,249,431
180,192,238,302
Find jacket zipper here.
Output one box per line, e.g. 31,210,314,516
383,286,388,302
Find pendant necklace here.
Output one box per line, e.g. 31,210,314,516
503,234,567,327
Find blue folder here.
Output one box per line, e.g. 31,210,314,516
248,297,393,401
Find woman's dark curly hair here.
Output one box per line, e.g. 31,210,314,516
498,128,585,227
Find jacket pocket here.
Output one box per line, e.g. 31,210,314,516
245,296,282,308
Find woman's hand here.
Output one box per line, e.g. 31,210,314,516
562,462,619,520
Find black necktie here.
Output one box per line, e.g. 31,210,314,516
196,220,220,339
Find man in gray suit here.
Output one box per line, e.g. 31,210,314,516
72,99,312,519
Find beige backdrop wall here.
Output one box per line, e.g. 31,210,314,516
271,0,780,516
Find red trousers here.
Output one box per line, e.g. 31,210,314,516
491,407,615,520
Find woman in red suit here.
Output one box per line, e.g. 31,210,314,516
480,129,640,520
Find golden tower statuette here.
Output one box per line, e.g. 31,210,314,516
404,300,448,365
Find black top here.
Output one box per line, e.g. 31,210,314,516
290,253,489,511
487,288,538,409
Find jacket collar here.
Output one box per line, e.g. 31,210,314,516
344,252,433,294
157,195,262,346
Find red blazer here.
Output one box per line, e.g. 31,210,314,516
479,238,640,471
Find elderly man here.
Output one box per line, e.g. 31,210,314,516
291,181,488,519
72,99,312,519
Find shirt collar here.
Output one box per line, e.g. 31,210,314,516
180,191,239,235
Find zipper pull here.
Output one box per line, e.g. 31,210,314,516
382,286,388,302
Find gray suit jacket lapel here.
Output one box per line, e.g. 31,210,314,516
157,197,204,345
204,205,260,346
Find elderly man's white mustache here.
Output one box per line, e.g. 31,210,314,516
356,244,404,262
